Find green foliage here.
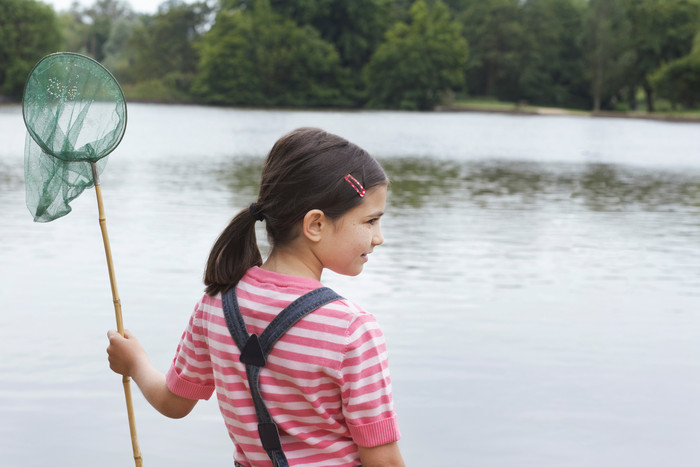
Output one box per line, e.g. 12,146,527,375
34,0,700,111
55,0,135,67
118,1,210,97
221,0,393,105
363,0,468,110
101,16,144,82
519,0,589,109
650,36,700,108
624,0,700,110
582,0,635,111
650,56,700,108
120,73,195,101
268,0,392,71
0,0,62,98
458,0,525,100
57,11,90,54
193,0,349,107
82,0,133,61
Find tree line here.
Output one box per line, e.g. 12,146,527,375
2,0,700,111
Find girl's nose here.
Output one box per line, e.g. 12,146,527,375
373,227,384,246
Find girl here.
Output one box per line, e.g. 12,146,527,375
107,128,404,467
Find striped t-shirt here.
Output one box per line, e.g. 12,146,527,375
166,266,400,467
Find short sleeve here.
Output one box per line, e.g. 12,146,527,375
166,301,216,400
339,313,400,447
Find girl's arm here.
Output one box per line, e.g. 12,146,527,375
107,329,198,419
358,442,405,467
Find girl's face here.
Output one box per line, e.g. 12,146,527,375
317,185,387,276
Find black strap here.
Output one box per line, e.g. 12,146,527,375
222,286,342,467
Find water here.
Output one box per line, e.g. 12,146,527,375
1,104,699,466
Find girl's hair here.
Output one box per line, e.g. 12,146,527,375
204,127,388,296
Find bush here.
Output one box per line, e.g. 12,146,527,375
650,54,700,109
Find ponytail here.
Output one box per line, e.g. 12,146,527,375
204,207,262,296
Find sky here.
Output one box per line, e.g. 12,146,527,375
42,0,172,15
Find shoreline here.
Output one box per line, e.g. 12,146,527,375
437,103,700,124
4,98,700,123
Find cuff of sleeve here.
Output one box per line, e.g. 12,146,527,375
348,416,401,447
166,364,215,400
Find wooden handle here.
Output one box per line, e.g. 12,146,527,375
93,166,143,466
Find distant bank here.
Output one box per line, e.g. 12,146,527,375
4,96,699,124
439,102,700,124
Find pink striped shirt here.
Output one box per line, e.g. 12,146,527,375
166,267,400,466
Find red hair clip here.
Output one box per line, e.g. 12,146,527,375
344,174,366,197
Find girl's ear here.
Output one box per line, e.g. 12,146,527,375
302,209,326,242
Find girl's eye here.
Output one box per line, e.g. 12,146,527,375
367,218,379,225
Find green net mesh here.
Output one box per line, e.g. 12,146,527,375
23,52,127,222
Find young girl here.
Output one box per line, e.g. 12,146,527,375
107,128,404,467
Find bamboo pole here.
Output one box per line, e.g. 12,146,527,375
92,163,143,467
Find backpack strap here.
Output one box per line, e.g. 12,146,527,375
221,286,343,467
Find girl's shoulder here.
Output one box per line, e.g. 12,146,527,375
321,295,372,319
313,297,384,346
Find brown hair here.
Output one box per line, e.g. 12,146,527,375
204,128,388,296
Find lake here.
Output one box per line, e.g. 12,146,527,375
1,103,699,466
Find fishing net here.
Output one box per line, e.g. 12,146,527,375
22,52,141,466
23,52,127,222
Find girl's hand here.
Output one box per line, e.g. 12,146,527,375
106,329,146,377
106,329,198,418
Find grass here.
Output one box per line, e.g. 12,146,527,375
452,97,522,110
446,96,700,122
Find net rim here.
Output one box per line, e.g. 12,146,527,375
21,51,128,163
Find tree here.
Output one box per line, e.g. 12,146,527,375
82,0,133,61
363,0,468,110
57,9,89,54
193,0,348,107
0,0,61,98
650,32,700,109
225,0,393,104
268,0,392,71
582,0,634,111
55,0,134,61
519,0,588,109
125,2,210,82
99,15,143,85
457,0,526,100
624,0,700,111
650,54,700,109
